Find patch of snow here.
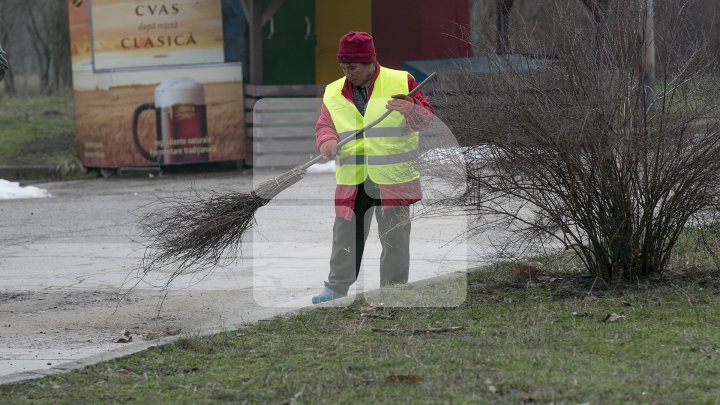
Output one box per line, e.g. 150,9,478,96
306,160,336,174
0,179,51,200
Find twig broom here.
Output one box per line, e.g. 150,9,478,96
139,72,436,281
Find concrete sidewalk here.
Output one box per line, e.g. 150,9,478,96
0,169,472,384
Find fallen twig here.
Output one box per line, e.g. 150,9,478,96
371,326,462,334
360,313,393,319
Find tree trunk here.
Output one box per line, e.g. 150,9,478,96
0,2,19,94
641,0,656,109
496,0,514,53
579,0,610,64
3,68,17,95
24,3,49,92
53,0,72,90
469,0,496,55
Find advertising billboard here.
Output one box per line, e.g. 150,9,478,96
90,0,225,71
68,0,245,168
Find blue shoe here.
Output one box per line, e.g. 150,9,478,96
312,287,346,304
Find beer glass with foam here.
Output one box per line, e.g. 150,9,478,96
132,77,209,164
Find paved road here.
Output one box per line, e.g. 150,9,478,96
0,169,471,384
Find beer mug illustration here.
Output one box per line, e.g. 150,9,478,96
132,77,209,164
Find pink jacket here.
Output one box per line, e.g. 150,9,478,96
316,65,433,220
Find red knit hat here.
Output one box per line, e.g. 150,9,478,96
337,32,377,63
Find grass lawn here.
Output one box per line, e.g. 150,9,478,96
1,262,719,404
0,90,79,168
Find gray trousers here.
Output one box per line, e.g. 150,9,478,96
325,181,411,295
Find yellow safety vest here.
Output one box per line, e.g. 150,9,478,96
323,67,420,185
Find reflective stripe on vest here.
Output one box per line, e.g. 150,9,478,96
337,127,412,142
337,151,419,167
323,67,420,185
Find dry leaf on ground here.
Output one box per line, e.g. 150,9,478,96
114,329,132,343
602,313,627,322
385,374,423,384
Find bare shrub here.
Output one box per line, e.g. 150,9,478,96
433,0,720,282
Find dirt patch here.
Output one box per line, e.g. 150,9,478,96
0,290,186,347
29,132,75,155
0,292,30,305
466,268,720,304
0,284,286,381
6,133,76,165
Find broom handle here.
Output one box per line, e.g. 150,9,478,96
296,71,437,171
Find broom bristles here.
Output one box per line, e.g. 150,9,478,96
139,168,307,282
